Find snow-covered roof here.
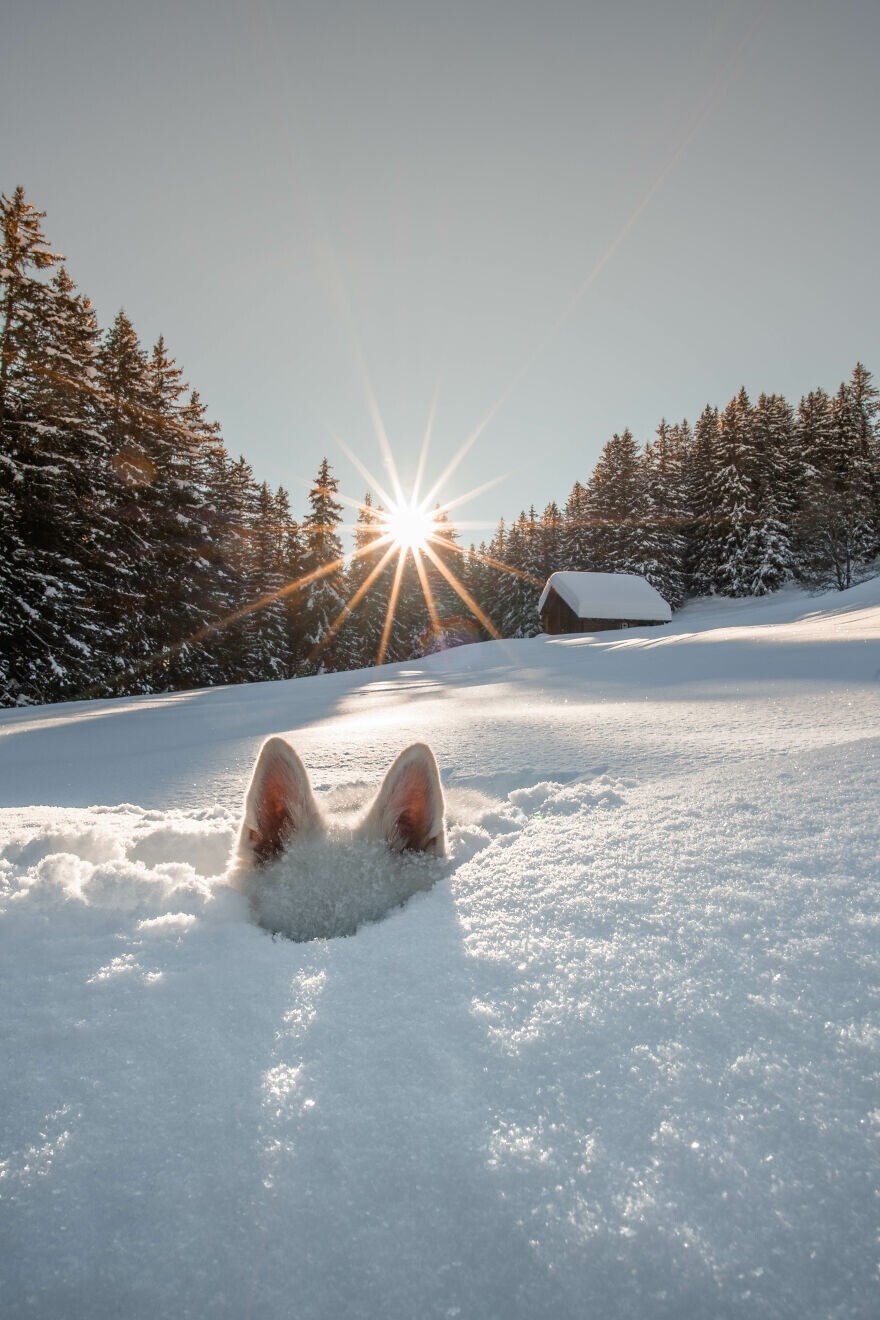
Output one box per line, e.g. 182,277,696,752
538,571,672,622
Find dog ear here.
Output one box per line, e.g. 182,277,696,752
240,737,322,864
362,743,446,855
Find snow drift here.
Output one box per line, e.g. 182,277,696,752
1,580,878,1319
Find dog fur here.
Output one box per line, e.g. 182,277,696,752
228,739,446,940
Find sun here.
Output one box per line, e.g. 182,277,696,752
381,498,437,553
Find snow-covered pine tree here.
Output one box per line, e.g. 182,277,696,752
243,481,289,680
584,429,663,591
143,335,219,691
17,267,117,697
496,511,541,637
204,453,260,682
0,187,62,436
795,367,879,588
842,362,880,556
459,540,496,640
642,419,688,606
562,480,591,570
536,501,563,582
338,493,391,669
687,404,721,596
275,486,307,677
418,506,465,652
463,519,508,638
688,393,758,597
0,194,103,703
748,392,796,595
301,457,346,672
95,309,158,691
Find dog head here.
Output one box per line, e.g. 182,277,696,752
229,739,446,939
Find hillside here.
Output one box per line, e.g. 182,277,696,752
1,580,879,1319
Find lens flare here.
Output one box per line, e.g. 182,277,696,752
381,499,437,553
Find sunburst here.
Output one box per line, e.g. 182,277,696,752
380,498,438,554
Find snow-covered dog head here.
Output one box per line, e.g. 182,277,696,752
229,739,446,940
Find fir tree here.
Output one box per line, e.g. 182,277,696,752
301,457,346,672
748,393,795,595
642,419,688,606
795,367,879,588
339,494,391,669
562,480,591,570
243,482,289,680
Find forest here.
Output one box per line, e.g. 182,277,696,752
2,187,878,706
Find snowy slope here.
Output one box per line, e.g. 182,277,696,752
1,581,879,1320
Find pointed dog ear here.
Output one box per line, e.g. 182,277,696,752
239,737,322,865
362,743,446,855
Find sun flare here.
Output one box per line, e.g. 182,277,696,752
381,499,437,553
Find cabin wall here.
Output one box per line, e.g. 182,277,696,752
539,590,665,635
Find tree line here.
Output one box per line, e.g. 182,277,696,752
466,365,880,638
1,186,878,706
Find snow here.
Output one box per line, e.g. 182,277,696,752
1,580,879,1318
538,570,673,622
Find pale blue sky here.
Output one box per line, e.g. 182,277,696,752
3,0,878,537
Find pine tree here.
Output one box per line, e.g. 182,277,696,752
562,480,591,569
0,187,62,435
419,507,465,652
536,501,563,581
95,310,156,690
205,453,259,682
584,429,655,580
642,419,688,606
496,511,542,637
795,367,879,588
0,195,102,702
301,457,346,672
339,493,391,669
243,482,289,680
689,394,759,597
275,486,307,676
748,393,795,595
142,336,220,690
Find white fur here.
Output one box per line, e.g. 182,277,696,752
229,741,446,941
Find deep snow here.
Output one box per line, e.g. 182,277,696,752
1,581,878,1319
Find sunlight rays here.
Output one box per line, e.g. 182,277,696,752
376,551,409,667
380,500,438,553
307,539,399,667
420,541,502,642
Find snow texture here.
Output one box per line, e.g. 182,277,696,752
538,570,673,621
1,580,879,1319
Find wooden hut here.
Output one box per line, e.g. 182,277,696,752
538,571,672,635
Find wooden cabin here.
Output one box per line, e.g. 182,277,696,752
538,571,672,635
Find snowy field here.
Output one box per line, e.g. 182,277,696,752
1,581,879,1319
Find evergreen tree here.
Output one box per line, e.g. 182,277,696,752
795,367,879,588
536,501,563,581
562,480,591,569
339,493,391,669
0,196,102,702
301,457,346,672
276,486,307,676
243,482,289,680
642,419,688,606
496,511,542,637
688,405,722,595
419,507,465,652
748,392,796,595
0,187,62,435
95,310,157,690
142,335,219,689
584,429,664,594
207,453,260,683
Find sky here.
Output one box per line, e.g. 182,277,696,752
3,0,879,540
